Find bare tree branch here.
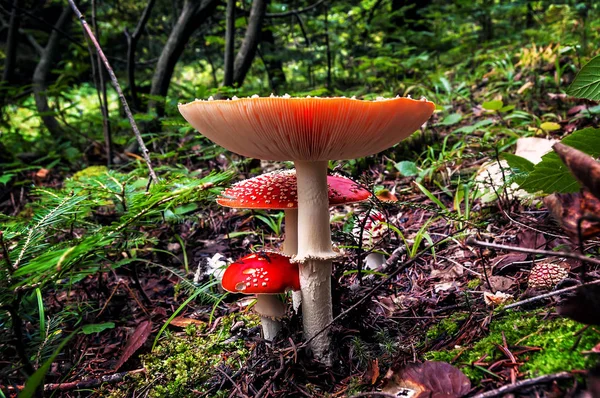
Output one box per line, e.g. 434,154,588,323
67,0,158,184
265,0,325,18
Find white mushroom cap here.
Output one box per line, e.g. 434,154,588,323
178,96,435,161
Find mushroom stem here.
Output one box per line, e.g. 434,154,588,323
254,294,285,342
283,209,302,312
294,160,336,360
283,209,298,255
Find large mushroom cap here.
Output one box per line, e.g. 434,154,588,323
179,96,435,161
217,169,371,209
221,252,300,294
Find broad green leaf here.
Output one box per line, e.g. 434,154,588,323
395,161,419,176
437,113,462,126
81,322,115,335
0,173,15,185
502,153,536,172
502,153,536,184
482,100,504,111
567,54,600,100
520,128,600,194
540,122,561,131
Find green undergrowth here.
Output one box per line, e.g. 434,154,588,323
425,310,597,382
137,312,259,397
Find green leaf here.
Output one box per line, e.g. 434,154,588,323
0,173,15,185
520,128,600,194
437,113,462,126
82,322,115,334
502,153,536,172
482,100,504,111
395,161,419,176
540,122,561,131
567,54,600,100
502,153,536,184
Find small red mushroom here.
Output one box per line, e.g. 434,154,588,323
217,169,371,256
222,252,299,341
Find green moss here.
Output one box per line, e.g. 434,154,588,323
467,278,481,289
71,165,109,180
426,313,469,340
425,311,596,383
137,312,259,397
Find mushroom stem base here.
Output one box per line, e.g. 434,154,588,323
299,258,333,361
260,316,282,342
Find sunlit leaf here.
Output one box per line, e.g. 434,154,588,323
482,100,503,111
567,54,600,101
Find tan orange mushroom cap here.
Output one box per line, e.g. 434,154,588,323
178,96,435,161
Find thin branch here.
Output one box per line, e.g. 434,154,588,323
0,0,84,48
466,237,600,267
502,279,600,310
67,0,158,184
265,0,325,18
471,371,573,398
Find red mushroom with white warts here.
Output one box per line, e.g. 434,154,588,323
217,169,371,310
179,95,435,360
221,252,300,341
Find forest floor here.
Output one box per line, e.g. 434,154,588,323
2,44,600,398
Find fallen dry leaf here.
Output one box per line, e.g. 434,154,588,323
114,320,152,371
484,291,513,306
485,275,514,292
383,361,471,398
169,317,206,328
544,190,600,239
553,142,600,200
376,189,398,202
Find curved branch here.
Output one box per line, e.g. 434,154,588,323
265,0,325,18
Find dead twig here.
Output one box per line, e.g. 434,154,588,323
67,0,158,184
501,279,600,310
1,368,146,392
254,355,286,398
466,236,600,267
470,371,574,398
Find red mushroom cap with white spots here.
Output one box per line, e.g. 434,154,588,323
217,169,371,209
221,252,300,294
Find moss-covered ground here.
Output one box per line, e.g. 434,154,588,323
105,312,259,397
425,310,598,382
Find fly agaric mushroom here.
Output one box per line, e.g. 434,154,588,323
217,169,372,310
179,95,435,359
221,252,300,341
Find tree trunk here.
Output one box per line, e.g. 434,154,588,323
3,0,21,84
222,0,235,87
232,0,267,86
148,0,218,116
259,26,285,92
32,6,72,139
126,0,156,111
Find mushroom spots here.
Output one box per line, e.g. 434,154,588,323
216,169,371,210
